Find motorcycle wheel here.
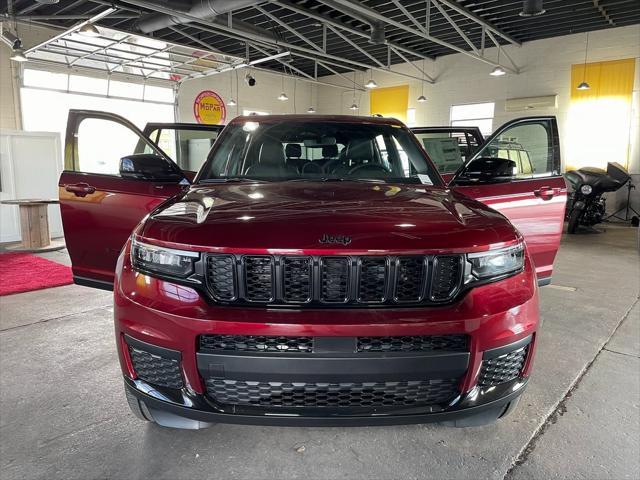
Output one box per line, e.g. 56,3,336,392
567,208,581,234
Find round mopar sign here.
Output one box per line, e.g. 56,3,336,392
193,90,226,125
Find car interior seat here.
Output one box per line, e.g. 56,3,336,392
245,139,297,177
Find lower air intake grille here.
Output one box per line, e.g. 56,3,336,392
357,335,468,353
478,346,528,387
129,346,183,389
205,378,459,408
199,334,314,353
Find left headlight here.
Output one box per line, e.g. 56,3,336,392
466,243,524,282
131,238,199,278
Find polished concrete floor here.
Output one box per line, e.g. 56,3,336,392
1,225,638,480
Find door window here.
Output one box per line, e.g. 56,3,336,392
474,120,557,178
142,128,220,171
77,118,141,175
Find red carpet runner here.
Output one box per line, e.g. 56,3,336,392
0,253,73,296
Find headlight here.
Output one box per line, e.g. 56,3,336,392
466,243,524,281
580,184,593,195
131,238,199,278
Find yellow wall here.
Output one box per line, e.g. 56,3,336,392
566,58,636,171
369,85,409,122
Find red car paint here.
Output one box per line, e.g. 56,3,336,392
58,111,565,427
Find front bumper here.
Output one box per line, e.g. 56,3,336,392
115,247,538,427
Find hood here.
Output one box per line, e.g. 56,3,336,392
139,182,518,253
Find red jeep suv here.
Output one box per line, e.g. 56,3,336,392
59,112,566,429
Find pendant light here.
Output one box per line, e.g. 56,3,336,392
277,71,288,101
349,71,358,111
417,59,427,102
365,70,377,89
307,82,316,113
79,22,101,37
490,46,506,76
577,32,591,90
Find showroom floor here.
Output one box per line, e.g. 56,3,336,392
1,225,638,480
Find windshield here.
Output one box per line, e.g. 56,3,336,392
197,120,442,185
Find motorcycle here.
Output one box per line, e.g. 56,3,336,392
564,163,630,234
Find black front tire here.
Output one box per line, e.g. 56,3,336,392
567,208,582,234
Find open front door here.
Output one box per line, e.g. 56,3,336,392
450,117,567,285
59,110,188,290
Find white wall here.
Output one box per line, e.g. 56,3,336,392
316,25,640,173
177,69,315,122
315,25,640,214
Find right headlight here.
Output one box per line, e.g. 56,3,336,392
466,243,524,282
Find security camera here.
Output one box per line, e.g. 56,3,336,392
244,74,256,87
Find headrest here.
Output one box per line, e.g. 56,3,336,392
285,143,302,158
322,144,338,157
346,138,374,163
259,139,285,165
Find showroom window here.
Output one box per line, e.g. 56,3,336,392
20,69,175,163
450,102,495,136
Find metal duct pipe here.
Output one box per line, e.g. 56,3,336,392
138,0,259,33
319,0,386,45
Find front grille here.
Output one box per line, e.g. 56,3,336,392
204,254,465,306
431,255,463,301
244,256,274,301
478,346,528,387
200,334,314,353
205,378,459,408
129,346,183,389
357,335,468,353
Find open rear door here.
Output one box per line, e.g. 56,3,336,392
59,110,188,290
449,117,567,285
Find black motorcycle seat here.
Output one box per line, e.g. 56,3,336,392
565,168,624,192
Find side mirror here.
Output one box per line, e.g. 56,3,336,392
456,157,516,184
119,154,185,182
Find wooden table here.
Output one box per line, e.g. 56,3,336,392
0,199,65,252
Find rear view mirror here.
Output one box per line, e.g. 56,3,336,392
456,157,516,184
119,154,185,182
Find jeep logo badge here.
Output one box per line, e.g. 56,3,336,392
319,234,352,246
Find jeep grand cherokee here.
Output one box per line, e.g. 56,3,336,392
59,112,566,428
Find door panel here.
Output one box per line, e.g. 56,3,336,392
59,110,186,289
451,117,567,283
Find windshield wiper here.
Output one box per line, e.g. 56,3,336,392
198,177,266,184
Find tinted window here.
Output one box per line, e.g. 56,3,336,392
198,121,441,185
477,121,556,178
140,127,220,171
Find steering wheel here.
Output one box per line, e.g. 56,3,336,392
348,163,390,175
301,161,324,174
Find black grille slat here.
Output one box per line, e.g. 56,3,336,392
478,347,528,387
203,254,465,306
199,335,314,353
431,255,463,301
205,378,459,408
394,257,427,302
358,258,388,303
320,257,350,303
357,335,468,353
283,257,312,303
244,256,274,302
129,346,183,389
206,254,236,301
